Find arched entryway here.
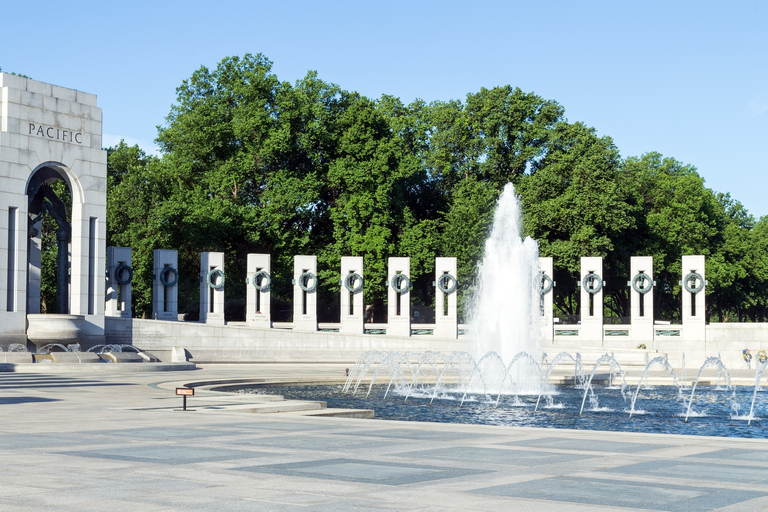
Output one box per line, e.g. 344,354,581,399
26,165,74,315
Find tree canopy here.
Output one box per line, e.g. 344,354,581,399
101,53,767,323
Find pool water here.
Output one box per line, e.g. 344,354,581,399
232,384,768,439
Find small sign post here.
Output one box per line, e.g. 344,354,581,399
176,387,194,411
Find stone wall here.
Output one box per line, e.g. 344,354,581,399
105,317,467,363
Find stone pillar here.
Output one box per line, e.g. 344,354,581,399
0,204,27,346
200,251,225,325
152,249,178,321
340,256,364,334
580,256,604,345
387,257,411,337
537,257,554,343
630,256,654,347
434,257,458,340
293,255,318,331
70,197,106,323
26,216,42,314
682,255,706,344
105,246,132,318
246,253,271,328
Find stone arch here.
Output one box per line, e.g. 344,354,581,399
0,73,108,350
26,162,85,207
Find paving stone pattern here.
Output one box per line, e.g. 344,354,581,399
1,364,768,511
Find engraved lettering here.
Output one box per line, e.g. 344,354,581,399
27,123,84,144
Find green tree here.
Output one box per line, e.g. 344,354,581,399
106,141,168,317
620,152,726,320
155,54,353,319
519,122,636,317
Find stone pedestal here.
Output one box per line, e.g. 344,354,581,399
293,255,317,332
26,313,84,350
630,256,654,347
246,253,271,328
106,247,132,318
434,257,458,340
682,255,706,345
340,256,364,334
153,249,178,321
580,257,604,345
200,252,225,325
537,257,554,343
387,257,411,337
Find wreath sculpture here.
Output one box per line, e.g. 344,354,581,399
391,273,412,294
114,263,133,285
299,271,317,292
251,270,271,291
344,272,364,293
159,266,179,287
582,273,603,294
538,273,553,295
207,268,226,289
632,272,653,294
437,274,458,294
683,272,705,294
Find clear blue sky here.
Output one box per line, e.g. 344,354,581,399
4,0,767,218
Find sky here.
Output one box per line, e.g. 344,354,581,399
3,0,767,218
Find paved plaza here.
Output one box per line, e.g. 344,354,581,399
2,363,768,511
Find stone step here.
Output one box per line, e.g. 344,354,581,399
287,408,375,419
223,400,327,414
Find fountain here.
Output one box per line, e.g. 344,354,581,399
579,354,628,415
684,356,732,422
226,181,768,438
469,183,540,362
629,356,682,418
